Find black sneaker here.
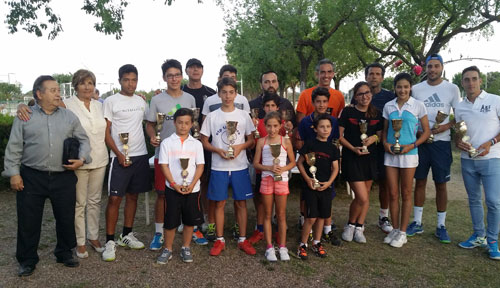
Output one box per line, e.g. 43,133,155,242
326,231,342,246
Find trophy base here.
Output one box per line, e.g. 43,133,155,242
124,160,133,165
273,175,283,182
155,136,161,142
392,146,401,154
468,149,480,158
427,134,434,143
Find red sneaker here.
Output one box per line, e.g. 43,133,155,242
238,239,256,255
209,240,225,256
248,230,264,244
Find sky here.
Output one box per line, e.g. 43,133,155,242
1,0,500,95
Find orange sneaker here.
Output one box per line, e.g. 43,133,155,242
209,240,225,256
238,239,256,255
248,230,264,244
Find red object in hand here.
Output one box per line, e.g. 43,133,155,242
412,65,423,76
394,59,403,67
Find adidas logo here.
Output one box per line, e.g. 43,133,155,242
423,93,444,108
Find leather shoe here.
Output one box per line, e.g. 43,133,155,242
56,257,80,268
18,265,35,277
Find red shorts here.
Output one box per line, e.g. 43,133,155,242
154,158,166,193
259,175,290,195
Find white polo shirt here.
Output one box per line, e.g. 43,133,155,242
158,133,205,192
455,90,500,160
201,93,250,115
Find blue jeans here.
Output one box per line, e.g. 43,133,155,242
461,158,500,241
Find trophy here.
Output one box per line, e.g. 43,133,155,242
391,119,403,154
281,110,292,139
427,110,448,143
119,132,132,165
305,152,320,189
226,121,238,158
332,138,340,148
251,108,260,139
191,108,201,139
359,119,368,153
269,143,282,181
156,112,166,142
180,158,189,192
455,121,479,158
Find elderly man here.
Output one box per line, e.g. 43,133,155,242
3,75,91,276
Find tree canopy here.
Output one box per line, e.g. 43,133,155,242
0,82,22,101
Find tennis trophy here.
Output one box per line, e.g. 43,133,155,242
192,108,201,139
226,121,238,158
180,158,189,192
119,132,132,165
305,152,320,189
427,110,448,143
269,143,282,181
359,119,368,153
156,113,166,142
391,119,403,154
251,108,260,139
455,121,479,158
281,110,292,139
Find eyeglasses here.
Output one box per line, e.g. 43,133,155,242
166,73,182,80
355,91,371,97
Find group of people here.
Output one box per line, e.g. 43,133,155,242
3,54,500,277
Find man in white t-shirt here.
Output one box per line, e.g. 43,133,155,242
456,65,500,260
408,54,460,243
145,59,197,250
102,64,151,262
200,77,256,256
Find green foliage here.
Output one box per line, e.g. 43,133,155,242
52,73,73,84
0,114,14,188
0,83,22,101
381,77,394,91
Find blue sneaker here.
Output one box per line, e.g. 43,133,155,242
149,232,164,251
192,228,208,245
435,225,451,244
406,221,424,237
458,234,487,249
487,240,500,260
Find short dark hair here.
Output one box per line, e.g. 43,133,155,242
118,64,138,80
462,66,481,78
264,111,281,125
393,72,413,88
173,107,194,122
33,75,56,99
313,113,332,129
364,63,385,77
312,86,330,102
315,58,335,72
217,77,238,91
162,59,183,76
262,91,280,107
260,70,278,82
219,64,237,78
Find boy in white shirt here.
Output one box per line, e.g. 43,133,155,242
200,77,256,256
156,108,205,264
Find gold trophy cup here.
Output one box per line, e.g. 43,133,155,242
427,110,448,143
156,112,166,142
455,121,479,158
191,108,201,139
119,132,132,165
251,108,260,139
391,119,403,154
281,110,292,139
269,143,282,181
359,119,368,153
226,121,238,158
305,152,320,189
180,158,189,192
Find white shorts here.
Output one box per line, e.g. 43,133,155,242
384,153,419,168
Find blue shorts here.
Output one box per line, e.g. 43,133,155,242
414,141,452,183
208,169,253,201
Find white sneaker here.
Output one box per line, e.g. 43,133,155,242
353,226,366,243
265,247,277,262
390,231,407,248
279,247,290,261
102,240,116,262
378,217,393,234
342,224,355,242
117,232,145,249
384,229,399,244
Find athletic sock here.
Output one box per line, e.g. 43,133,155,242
217,237,225,242
355,223,363,228
238,236,246,243
348,222,356,226
257,224,264,233
300,242,307,247
437,211,447,227
413,206,423,225
266,244,273,249
106,234,114,243
323,225,332,235
122,226,132,236
155,223,164,234
313,240,320,245
379,209,389,219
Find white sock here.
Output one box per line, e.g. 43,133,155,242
437,211,447,227
217,237,225,242
155,223,164,234
300,242,307,247
238,236,246,243
323,225,332,235
413,206,423,225
313,240,320,245
379,209,389,218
